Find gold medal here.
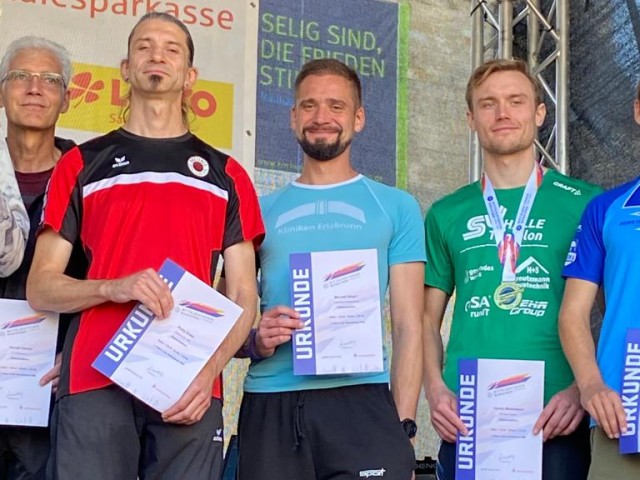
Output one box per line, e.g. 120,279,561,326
493,282,523,310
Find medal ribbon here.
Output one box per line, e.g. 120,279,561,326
481,163,543,283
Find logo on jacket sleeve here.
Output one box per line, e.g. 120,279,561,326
188,156,209,177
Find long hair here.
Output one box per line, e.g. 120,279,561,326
120,12,195,127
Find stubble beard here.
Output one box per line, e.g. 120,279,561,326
483,131,537,157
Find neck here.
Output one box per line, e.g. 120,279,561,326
6,127,60,173
483,150,539,189
123,94,188,138
297,151,357,185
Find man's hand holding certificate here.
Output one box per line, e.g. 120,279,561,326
620,328,640,454
0,300,58,427
456,358,544,480
289,249,383,376
93,259,243,413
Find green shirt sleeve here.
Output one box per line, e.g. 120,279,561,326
424,204,454,295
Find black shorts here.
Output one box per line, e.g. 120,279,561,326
237,383,416,480
0,426,49,480
49,386,223,480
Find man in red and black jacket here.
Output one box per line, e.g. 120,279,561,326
27,13,263,480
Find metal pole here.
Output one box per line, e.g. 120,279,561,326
556,0,569,174
470,0,485,182
498,0,514,59
528,0,540,69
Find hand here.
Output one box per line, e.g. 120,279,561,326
162,365,216,425
254,306,302,358
426,383,468,442
39,352,62,393
580,382,627,439
104,268,173,318
533,384,585,441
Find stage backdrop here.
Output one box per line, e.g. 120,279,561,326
0,0,259,171
253,0,409,193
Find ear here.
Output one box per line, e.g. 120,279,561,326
535,102,546,127
354,106,365,133
120,58,129,83
466,110,476,132
634,100,640,125
184,67,198,89
60,88,70,114
290,105,297,131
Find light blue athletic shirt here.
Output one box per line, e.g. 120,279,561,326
244,174,426,393
563,178,640,416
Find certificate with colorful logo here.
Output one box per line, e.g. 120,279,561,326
289,249,383,376
93,259,243,412
620,328,640,454
0,300,58,426
456,358,544,480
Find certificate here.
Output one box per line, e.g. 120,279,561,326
620,328,640,454
93,259,243,412
456,358,544,480
289,249,383,376
0,300,58,427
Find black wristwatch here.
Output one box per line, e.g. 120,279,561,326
401,418,417,439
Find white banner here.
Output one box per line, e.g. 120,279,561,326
0,0,258,173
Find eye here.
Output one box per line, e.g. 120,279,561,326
12,71,31,82
330,103,345,112
41,74,60,86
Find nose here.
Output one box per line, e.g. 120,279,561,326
495,102,509,119
26,75,44,94
312,104,331,123
149,45,165,62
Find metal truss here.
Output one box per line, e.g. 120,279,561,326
469,0,569,181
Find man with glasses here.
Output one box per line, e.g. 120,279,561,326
0,36,86,480
0,70,37,278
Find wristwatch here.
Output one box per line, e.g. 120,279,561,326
401,418,417,439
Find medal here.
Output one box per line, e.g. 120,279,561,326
482,164,543,308
493,282,523,310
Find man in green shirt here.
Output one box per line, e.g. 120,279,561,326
423,58,600,480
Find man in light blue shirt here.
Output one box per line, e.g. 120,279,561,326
236,59,425,480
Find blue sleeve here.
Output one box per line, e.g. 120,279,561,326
388,192,427,266
562,196,606,285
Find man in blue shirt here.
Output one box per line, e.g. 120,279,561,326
235,59,425,480
559,83,640,480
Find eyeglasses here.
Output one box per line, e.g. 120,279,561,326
0,70,66,89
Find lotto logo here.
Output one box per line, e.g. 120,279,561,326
59,62,233,148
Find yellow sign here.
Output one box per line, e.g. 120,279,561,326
59,62,234,148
